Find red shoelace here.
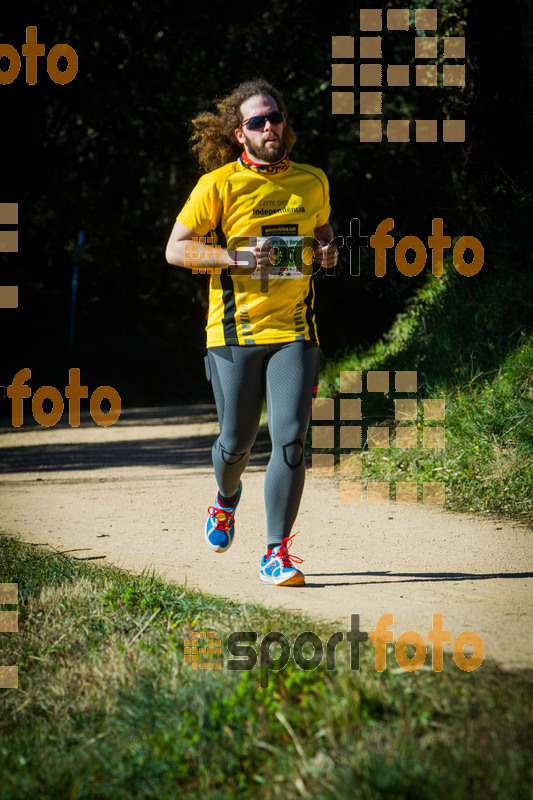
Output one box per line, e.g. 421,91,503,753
207,507,235,531
269,532,304,568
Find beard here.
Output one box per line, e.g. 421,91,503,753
242,129,286,163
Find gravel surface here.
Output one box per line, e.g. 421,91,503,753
1,404,531,670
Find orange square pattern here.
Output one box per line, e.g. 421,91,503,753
423,399,445,420
312,398,334,420
332,92,354,114
367,371,389,392
312,454,335,477
360,9,382,31
340,426,362,448
367,427,390,448
368,482,390,503
387,9,410,30
340,482,362,504
423,483,446,504
359,120,382,142
423,427,445,448
360,92,382,115
360,37,382,58
396,482,418,504
395,371,417,392
340,371,362,393
340,399,362,420
387,120,410,142
360,64,382,86
332,36,354,58
415,37,438,59
395,399,417,420
332,64,355,86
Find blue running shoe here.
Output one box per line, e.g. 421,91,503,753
205,482,242,553
260,532,305,586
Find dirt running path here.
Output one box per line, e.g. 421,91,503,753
1,405,531,669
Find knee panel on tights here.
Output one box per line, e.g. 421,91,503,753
220,446,247,465
282,438,304,470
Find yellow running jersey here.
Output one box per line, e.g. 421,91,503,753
176,157,331,347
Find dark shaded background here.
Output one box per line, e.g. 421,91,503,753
1,0,531,406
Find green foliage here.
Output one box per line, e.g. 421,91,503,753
316,220,533,520
0,536,95,598
1,537,533,798
102,569,187,614
3,303,532,795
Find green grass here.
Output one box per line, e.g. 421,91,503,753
314,256,533,523
1,536,532,799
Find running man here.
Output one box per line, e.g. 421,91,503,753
165,79,336,586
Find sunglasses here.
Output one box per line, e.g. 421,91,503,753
240,111,285,130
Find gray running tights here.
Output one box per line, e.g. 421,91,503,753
205,341,319,547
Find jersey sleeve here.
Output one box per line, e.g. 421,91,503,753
176,173,222,237
315,169,331,229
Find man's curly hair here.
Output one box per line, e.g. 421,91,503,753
190,79,297,173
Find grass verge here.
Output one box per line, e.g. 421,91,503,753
1,535,532,799
315,259,533,524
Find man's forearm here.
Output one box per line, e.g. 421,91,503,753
314,222,335,242
166,239,234,272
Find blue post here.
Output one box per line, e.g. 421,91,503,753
69,229,85,347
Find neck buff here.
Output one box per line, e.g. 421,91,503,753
239,150,290,175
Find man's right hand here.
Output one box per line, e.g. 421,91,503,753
251,238,278,270
231,238,276,274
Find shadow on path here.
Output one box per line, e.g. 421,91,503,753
0,405,272,474
304,570,533,588
0,404,219,431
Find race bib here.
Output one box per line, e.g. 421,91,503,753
251,235,308,279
